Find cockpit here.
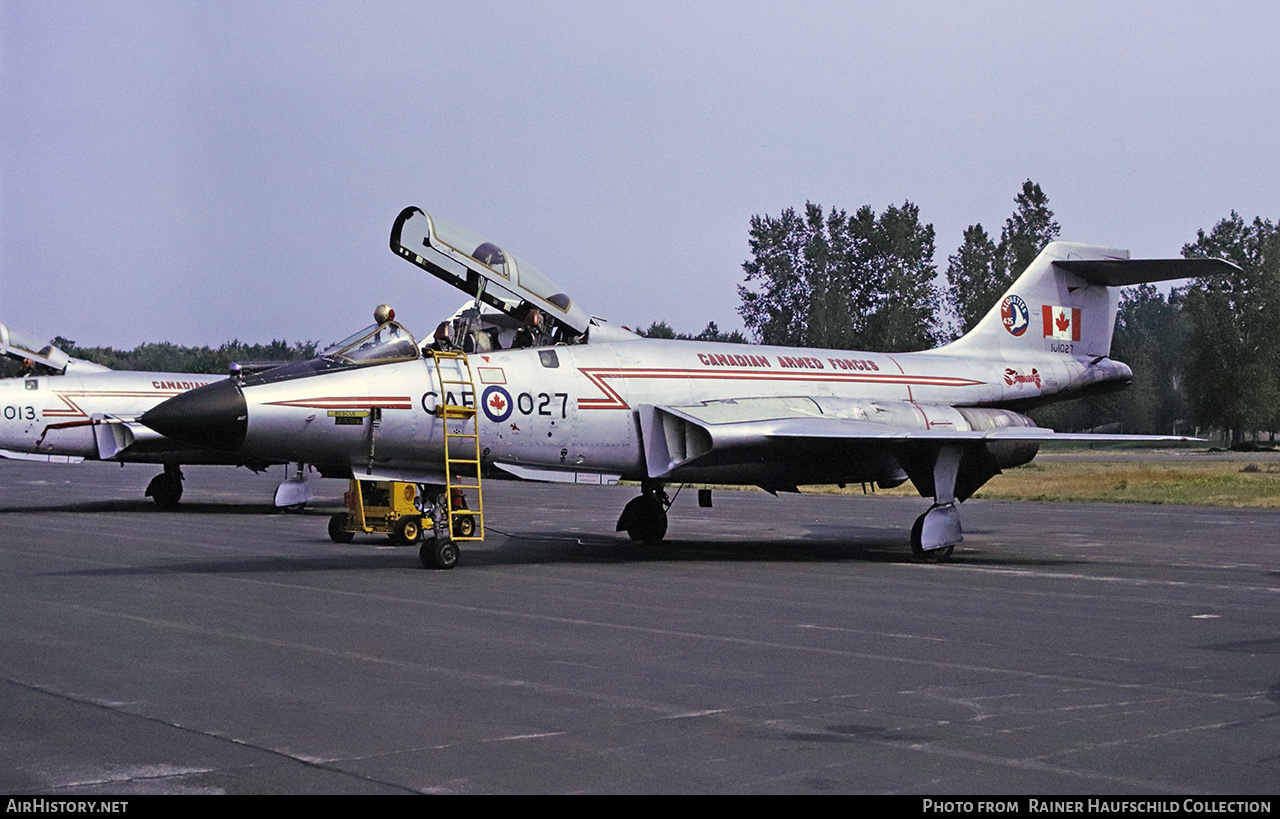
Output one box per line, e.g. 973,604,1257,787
320,320,421,366
226,306,423,388
389,207,643,350
0,322,83,376
391,208,591,344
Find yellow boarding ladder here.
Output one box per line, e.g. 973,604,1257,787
429,350,484,542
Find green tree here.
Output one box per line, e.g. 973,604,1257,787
945,224,999,335
855,201,943,351
1180,212,1280,447
43,337,319,374
945,180,1060,337
738,200,943,351
693,321,747,344
1090,284,1192,434
998,179,1060,282
634,320,747,343
737,203,841,348
635,320,678,339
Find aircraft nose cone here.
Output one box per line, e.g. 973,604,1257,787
141,379,248,452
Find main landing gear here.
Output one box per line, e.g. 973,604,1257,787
616,480,670,544
145,464,184,509
908,444,963,563
611,444,969,562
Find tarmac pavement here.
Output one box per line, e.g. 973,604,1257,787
1,460,1276,794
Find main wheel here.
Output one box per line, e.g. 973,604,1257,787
393,515,423,545
420,538,459,570
909,512,954,563
620,494,667,544
328,513,355,543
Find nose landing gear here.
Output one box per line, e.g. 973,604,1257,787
145,464,184,509
616,480,670,544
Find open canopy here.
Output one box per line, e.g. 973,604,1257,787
391,207,592,338
0,322,72,373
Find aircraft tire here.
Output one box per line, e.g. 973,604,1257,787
621,494,667,544
420,538,459,570
146,472,183,510
394,515,423,545
328,513,355,543
909,512,953,563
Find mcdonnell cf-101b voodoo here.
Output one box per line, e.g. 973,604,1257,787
141,207,1235,567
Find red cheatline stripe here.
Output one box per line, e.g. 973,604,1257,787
576,367,984,410
264,396,414,409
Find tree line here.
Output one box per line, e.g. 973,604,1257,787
0,338,318,379
641,182,1277,447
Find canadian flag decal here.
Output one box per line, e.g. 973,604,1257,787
1043,305,1081,341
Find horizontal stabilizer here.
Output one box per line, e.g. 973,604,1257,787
1054,257,1240,287
940,243,1244,362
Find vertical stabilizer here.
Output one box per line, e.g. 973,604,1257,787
940,242,1127,362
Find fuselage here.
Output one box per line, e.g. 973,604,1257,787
210,334,1131,485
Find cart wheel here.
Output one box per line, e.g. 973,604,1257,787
453,514,475,539
328,513,355,543
420,538,459,570
394,515,423,545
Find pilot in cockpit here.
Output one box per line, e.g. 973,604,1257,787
429,321,456,352
511,303,554,348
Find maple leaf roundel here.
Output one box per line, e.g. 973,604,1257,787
481,385,514,422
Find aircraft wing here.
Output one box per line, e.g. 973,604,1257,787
0,448,84,463
638,397,1198,491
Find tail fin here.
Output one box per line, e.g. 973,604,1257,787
940,242,1237,362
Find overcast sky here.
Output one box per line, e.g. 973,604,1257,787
3,1,1276,349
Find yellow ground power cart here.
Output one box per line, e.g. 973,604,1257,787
327,480,475,568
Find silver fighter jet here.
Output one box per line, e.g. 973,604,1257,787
141,207,1235,561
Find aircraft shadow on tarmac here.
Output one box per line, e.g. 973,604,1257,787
46,528,1092,582
0,499,292,515
9,497,1089,573
44,534,909,579
468,530,1091,569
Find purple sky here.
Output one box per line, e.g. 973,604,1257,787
3,1,1276,349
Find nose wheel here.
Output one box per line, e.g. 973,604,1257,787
420,537,459,569
145,465,184,509
617,481,670,544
